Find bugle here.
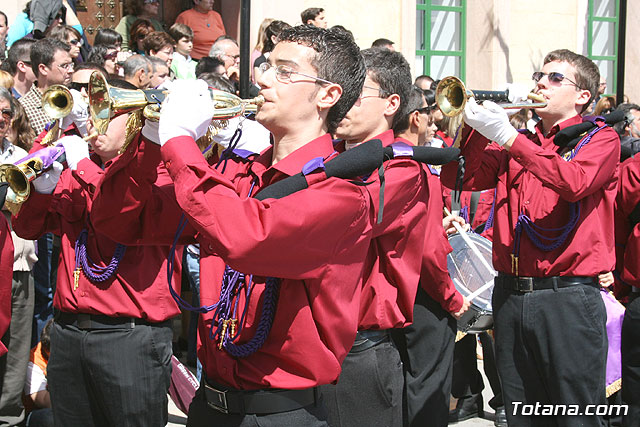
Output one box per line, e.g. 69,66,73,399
435,76,546,117
87,71,265,135
0,145,66,214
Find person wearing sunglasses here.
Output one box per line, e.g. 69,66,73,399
440,49,618,426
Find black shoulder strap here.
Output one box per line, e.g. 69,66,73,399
469,191,481,225
630,201,640,229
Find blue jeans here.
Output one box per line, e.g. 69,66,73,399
32,234,58,347
184,249,202,381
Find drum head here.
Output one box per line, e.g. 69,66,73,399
447,232,495,311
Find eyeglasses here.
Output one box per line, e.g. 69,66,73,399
70,82,89,92
104,51,118,61
354,85,385,106
532,71,582,89
1,109,13,120
413,106,432,115
223,53,240,61
257,62,333,86
56,62,74,71
69,39,82,46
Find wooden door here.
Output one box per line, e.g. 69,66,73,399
74,0,123,45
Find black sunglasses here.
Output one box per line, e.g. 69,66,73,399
1,108,13,119
70,82,89,92
413,106,432,115
532,71,582,89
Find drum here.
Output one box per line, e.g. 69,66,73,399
447,232,496,334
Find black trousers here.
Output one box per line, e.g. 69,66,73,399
451,331,503,409
319,335,403,427
391,288,456,427
48,318,173,427
622,294,640,426
187,384,329,427
493,282,607,427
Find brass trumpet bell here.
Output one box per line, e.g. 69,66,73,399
435,76,547,117
89,71,166,135
42,85,74,119
87,71,265,135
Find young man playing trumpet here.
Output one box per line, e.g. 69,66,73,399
90,25,372,425
12,79,181,427
441,49,619,426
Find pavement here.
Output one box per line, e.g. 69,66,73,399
165,360,498,426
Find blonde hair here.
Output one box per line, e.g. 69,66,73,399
254,18,274,53
0,70,14,89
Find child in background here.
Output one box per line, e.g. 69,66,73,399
168,23,196,80
23,318,53,427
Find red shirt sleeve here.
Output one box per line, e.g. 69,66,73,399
161,136,373,280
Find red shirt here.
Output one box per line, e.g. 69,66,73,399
419,167,464,314
615,156,640,289
91,134,373,390
11,150,182,322
441,116,619,277
338,131,430,330
175,9,226,60
0,214,12,356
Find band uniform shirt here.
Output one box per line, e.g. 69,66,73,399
615,155,640,288
11,152,182,323
90,133,373,390
338,131,430,330
441,115,619,277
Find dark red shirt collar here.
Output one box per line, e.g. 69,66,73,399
534,115,583,146
250,133,336,178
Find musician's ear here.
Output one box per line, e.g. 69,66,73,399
384,93,401,119
317,83,342,111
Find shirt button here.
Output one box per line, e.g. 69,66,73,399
524,200,530,204
79,170,84,175
208,244,213,251
165,160,172,168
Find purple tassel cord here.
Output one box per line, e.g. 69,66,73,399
75,229,126,282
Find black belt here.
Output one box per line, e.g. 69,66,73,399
496,274,598,293
55,312,161,330
203,381,318,415
350,330,390,354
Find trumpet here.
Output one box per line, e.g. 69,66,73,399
435,76,547,117
87,71,264,135
40,85,75,146
0,145,66,214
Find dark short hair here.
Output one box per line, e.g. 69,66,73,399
30,38,71,77
361,48,412,130
543,49,600,113
87,45,115,69
198,72,235,93
262,20,291,54
278,25,366,134
0,11,7,27
142,31,174,55
371,38,394,49
168,23,194,43
108,78,138,91
330,25,354,41
94,28,123,47
6,38,36,75
195,56,225,77
301,7,324,24
130,19,154,50
394,85,426,134
46,24,81,44
415,74,433,86
614,103,640,136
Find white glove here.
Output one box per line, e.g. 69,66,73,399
141,119,160,144
506,83,531,104
33,161,63,194
158,79,215,146
60,89,89,135
59,135,90,170
463,99,519,146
